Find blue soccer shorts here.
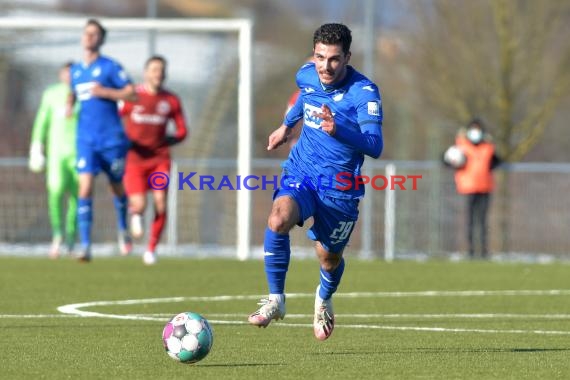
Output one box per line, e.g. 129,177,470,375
274,184,360,254
76,141,127,183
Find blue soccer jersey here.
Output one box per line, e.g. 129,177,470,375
283,62,383,199
71,55,132,150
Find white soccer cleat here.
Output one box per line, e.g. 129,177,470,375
49,236,62,259
248,297,286,328
142,250,157,265
118,230,133,256
130,213,144,239
314,286,335,341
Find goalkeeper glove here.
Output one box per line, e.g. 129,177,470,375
29,142,46,173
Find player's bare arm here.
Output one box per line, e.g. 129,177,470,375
90,83,137,102
267,124,292,151
313,104,336,136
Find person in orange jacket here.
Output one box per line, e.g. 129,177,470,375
447,118,501,258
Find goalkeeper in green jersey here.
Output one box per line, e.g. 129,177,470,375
29,62,79,258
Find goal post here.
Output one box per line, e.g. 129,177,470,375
0,18,253,260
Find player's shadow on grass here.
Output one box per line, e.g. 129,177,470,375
197,363,285,367
310,351,382,356
311,348,570,356
411,348,570,354
510,348,569,353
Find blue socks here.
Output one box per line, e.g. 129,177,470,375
319,257,345,300
113,194,128,232
77,194,127,250
78,197,93,247
264,227,291,294
264,227,345,300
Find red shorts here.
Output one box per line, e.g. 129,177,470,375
124,159,171,195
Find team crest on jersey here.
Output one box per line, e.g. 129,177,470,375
367,101,381,116
332,91,345,102
157,100,171,115
92,67,101,78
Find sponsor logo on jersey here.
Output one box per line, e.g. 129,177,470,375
367,101,381,116
75,82,96,101
303,103,323,129
131,112,167,125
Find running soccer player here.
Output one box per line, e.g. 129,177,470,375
69,19,136,262
29,62,78,258
248,23,383,341
120,55,188,265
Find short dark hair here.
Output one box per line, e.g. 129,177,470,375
313,23,352,55
468,117,485,131
145,55,167,68
86,18,106,44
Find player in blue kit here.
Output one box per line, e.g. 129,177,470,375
69,19,136,262
248,23,383,340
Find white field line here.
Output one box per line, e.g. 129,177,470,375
127,313,570,319
3,314,569,336
49,289,570,336
56,288,570,312
56,289,570,319
268,322,570,336
0,314,80,318
3,313,570,320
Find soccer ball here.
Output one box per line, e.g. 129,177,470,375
162,312,213,364
443,145,467,169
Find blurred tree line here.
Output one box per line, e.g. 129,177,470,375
403,0,570,162
1,0,569,162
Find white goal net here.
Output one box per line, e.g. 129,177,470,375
0,18,253,259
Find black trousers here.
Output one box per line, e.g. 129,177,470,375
466,193,491,258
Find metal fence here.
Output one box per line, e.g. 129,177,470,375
1,158,569,260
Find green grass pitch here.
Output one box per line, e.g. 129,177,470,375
0,256,568,379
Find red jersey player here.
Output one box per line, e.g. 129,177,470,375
120,55,188,265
